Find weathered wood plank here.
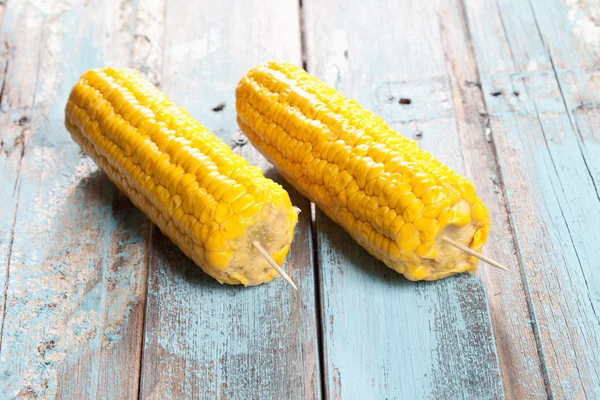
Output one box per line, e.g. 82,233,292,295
0,0,153,398
0,0,26,345
464,0,600,397
138,1,321,399
436,0,549,397
0,0,8,346
0,0,50,352
302,0,523,398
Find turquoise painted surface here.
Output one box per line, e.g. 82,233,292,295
465,0,600,397
0,0,599,398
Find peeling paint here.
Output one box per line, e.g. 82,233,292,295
566,0,600,59
0,0,149,398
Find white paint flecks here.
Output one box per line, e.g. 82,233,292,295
0,154,147,398
131,0,166,85
322,29,349,89
527,59,540,71
566,0,600,59
165,31,223,69
0,0,150,398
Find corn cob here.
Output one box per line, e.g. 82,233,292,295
65,68,298,286
236,61,490,281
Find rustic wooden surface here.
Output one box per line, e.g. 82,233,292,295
0,0,598,399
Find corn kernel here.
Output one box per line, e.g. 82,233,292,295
402,199,424,223
449,200,471,226
399,223,420,252
205,251,231,270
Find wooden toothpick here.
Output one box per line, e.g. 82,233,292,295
441,236,510,272
252,241,298,290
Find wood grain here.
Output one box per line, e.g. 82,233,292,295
303,0,510,398
437,0,548,397
131,0,165,87
137,1,321,399
0,0,599,397
0,0,21,347
464,0,600,397
0,0,151,398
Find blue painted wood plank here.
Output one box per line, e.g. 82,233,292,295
0,0,18,343
138,1,321,399
434,1,549,397
0,0,152,398
0,0,52,362
301,0,535,397
464,0,600,397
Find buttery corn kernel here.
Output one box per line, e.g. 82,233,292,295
421,187,444,205
471,228,487,250
413,178,436,198
387,215,404,237
214,202,234,224
397,192,417,214
399,223,420,252
402,199,424,223
472,201,489,222
416,242,434,257
205,230,228,251
407,265,430,280
205,251,231,270
231,194,254,214
449,200,472,226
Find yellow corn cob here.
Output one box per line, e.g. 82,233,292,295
65,68,298,286
236,61,490,281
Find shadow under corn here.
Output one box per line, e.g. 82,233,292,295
82,166,216,288
88,157,310,297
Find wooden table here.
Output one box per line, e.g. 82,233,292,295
0,0,598,398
